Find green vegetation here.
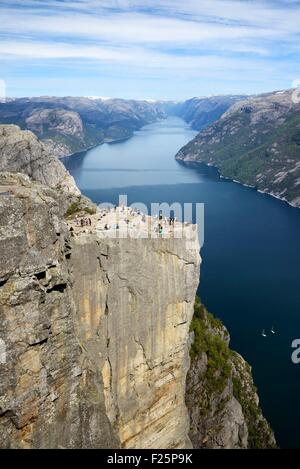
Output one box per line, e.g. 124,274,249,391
231,352,276,448
206,311,225,332
65,201,81,217
190,297,231,393
188,298,276,448
65,199,96,218
181,106,300,205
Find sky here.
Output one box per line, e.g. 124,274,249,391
0,0,300,99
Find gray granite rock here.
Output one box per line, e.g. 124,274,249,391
0,125,79,195
0,173,200,448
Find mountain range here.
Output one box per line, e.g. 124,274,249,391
0,95,244,157
1,90,300,208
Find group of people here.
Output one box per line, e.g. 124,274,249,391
70,206,184,239
155,212,176,226
75,215,92,227
104,223,120,230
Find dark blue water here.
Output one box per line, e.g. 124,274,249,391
63,116,300,448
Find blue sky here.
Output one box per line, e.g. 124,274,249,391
0,0,300,99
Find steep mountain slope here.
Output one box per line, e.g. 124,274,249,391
175,95,247,131
176,89,300,207
0,97,167,157
186,299,276,449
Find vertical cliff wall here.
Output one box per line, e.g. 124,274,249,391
71,233,200,448
0,173,118,448
0,173,200,448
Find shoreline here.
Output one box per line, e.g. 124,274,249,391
59,133,134,160
177,157,300,210
59,117,169,160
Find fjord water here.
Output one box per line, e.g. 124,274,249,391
63,116,300,448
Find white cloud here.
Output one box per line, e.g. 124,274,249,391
42,0,300,34
0,8,286,46
0,39,277,75
0,0,299,97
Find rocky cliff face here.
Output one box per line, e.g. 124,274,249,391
0,125,79,195
0,173,117,448
186,300,276,449
176,89,300,208
0,172,200,448
72,234,200,448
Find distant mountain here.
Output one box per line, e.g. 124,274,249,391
0,95,251,158
0,97,167,157
176,89,300,208
174,95,247,131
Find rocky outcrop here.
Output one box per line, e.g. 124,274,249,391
186,299,276,449
0,172,200,448
176,89,300,208
0,125,79,195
